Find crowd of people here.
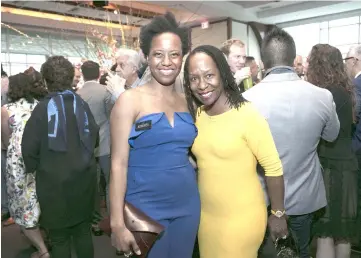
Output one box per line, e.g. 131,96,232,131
1,11,361,258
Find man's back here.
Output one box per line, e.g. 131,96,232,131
243,72,340,215
77,81,113,156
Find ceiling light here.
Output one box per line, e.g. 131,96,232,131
1,6,133,30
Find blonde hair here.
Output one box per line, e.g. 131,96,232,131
220,39,245,57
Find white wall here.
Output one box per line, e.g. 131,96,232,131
191,21,228,49
231,21,261,63
231,22,248,44
247,26,261,62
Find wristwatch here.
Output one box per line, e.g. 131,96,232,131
271,209,286,218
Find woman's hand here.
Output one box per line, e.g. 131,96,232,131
268,214,288,242
111,225,141,257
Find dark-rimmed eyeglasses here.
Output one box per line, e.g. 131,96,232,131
344,57,359,62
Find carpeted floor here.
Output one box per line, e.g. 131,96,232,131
1,223,122,258
2,223,360,258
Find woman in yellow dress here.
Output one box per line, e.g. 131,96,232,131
183,45,288,258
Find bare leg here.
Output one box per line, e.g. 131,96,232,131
316,237,336,258
20,226,49,257
335,240,351,258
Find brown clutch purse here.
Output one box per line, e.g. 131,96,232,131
99,201,165,258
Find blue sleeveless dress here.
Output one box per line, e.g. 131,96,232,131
126,112,200,258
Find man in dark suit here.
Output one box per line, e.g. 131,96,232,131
346,45,361,254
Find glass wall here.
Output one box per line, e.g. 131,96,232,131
1,25,129,75
283,15,361,58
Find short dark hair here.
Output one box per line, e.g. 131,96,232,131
81,61,100,81
140,12,189,57
41,56,74,92
110,63,117,72
8,71,47,103
99,73,108,86
1,64,7,77
245,56,255,66
183,45,247,121
261,27,296,70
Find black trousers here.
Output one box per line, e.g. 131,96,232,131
48,220,94,258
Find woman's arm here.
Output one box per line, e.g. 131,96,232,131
245,105,288,240
109,90,141,255
1,106,11,148
109,90,135,229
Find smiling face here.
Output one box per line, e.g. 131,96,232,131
188,52,226,109
148,32,183,86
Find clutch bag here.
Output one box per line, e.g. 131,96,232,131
275,230,300,258
99,201,165,258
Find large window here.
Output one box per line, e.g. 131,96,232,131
1,26,120,75
283,16,361,58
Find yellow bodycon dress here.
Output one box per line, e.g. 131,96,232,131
192,103,283,258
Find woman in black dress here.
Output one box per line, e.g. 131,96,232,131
306,44,359,258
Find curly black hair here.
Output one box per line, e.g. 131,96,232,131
183,45,246,121
8,70,47,103
41,56,74,92
139,12,190,57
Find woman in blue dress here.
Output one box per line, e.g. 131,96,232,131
109,12,200,258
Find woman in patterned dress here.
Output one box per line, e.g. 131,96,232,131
1,69,49,258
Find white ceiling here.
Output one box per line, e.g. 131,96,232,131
144,1,361,25
1,1,152,26
2,0,361,28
